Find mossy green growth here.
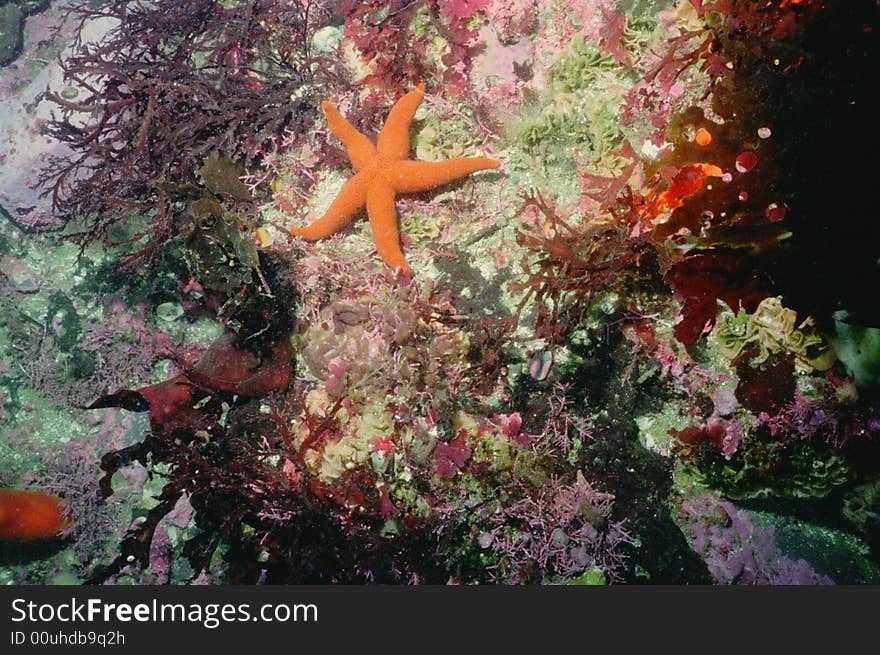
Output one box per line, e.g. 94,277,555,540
179,316,225,350
400,211,444,244
843,478,880,536
563,567,606,585
70,239,187,308
409,1,431,38
0,3,24,66
552,33,617,94
413,112,488,163
511,33,624,183
636,407,693,454
616,0,674,20
0,387,92,471
184,203,259,294
138,461,172,512
693,436,851,500
831,314,880,388
472,430,514,473
45,290,81,352
171,558,196,584
0,220,16,257
388,481,433,518
49,571,81,585
751,511,880,584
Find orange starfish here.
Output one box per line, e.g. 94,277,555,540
287,83,501,271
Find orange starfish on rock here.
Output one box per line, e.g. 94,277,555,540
287,83,501,271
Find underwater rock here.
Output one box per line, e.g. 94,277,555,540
4,0,879,588
579,415,712,584
831,314,880,389
750,508,880,585
0,1,51,66
677,495,834,585
843,479,880,553
0,254,39,292
0,3,24,67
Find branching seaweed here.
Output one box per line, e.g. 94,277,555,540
39,0,330,267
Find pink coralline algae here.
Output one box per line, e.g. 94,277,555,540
678,494,833,585
483,473,631,584
78,303,174,392
14,297,174,408
483,0,541,44
537,384,593,454
4,0,873,588
491,411,533,448
756,382,880,448
4,413,137,581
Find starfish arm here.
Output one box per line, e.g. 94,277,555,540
287,172,368,240
366,180,408,271
389,158,501,194
322,101,376,171
376,82,425,160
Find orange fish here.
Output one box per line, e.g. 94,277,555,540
0,488,73,541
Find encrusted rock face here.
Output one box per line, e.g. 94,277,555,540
2,0,879,586
0,2,50,67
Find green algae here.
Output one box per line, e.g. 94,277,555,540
831,314,880,389
507,35,627,204
694,438,851,501
0,3,24,66
564,567,606,585
751,511,880,584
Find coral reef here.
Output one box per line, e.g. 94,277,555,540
1,0,878,587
